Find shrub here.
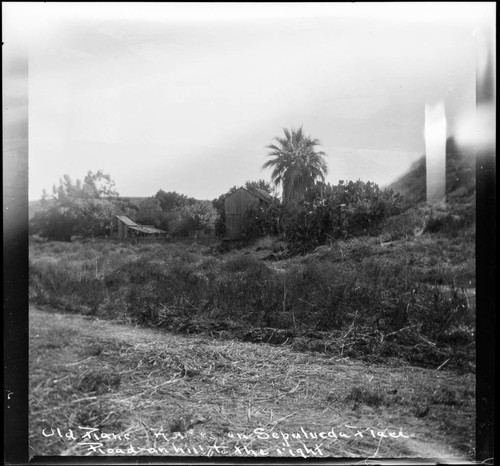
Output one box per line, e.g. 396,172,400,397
235,180,405,255
416,284,473,342
222,253,268,274
216,254,281,325
283,181,405,254
422,203,475,237
30,259,107,314
240,201,287,240
255,236,276,250
279,261,354,329
379,209,424,241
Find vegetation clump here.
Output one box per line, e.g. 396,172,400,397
30,208,476,372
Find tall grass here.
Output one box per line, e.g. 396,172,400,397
29,235,475,369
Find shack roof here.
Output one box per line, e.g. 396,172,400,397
129,225,166,235
248,187,273,203
116,215,138,226
228,187,273,203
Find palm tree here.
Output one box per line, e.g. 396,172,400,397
263,126,328,205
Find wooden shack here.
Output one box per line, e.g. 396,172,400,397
114,215,166,240
224,187,272,238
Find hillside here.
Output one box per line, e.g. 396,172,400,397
389,137,476,203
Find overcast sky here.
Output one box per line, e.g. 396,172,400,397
3,3,494,201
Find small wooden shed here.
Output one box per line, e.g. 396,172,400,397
224,187,272,238
114,215,166,240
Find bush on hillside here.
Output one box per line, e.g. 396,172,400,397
424,205,475,236
241,180,405,254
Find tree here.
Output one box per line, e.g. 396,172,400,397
77,199,119,238
81,170,118,198
244,179,273,195
169,200,217,236
52,171,118,201
135,197,167,229
263,126,328,206
154,190,195,212
30,205,79,241
30,171,120,241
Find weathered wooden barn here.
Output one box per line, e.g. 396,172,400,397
114,215,166,240
224,187,272,238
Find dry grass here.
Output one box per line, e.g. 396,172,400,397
29,231,476,372
30,307,475,459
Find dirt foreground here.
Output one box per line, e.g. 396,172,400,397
29,307,475,459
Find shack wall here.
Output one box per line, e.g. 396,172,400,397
224,188,261,238
117,218,128,240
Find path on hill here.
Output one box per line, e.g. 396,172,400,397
29,307,475,459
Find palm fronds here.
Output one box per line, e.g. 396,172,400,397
263,126,328,204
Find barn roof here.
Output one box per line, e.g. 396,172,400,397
228,187,272,203
116,215,138,226
248,187,273,203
